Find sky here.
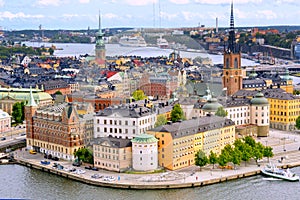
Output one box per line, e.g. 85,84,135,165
0,0,299,30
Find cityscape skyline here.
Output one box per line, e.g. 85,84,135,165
0,0,300,30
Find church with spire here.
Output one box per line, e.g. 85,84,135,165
222,2,243,96
95,11,106,67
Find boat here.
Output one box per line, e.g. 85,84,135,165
157,35,169,49
261,163,299,181
119,34,147,47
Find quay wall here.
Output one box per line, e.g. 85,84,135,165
15,158,299,190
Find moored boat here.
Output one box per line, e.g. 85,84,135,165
261,163,299,181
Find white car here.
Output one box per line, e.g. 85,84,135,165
103,176,115,181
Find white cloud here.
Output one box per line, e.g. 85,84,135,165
169,0,190,4
194,0,262,4
103,13,120,19
256,10,277,20
160,12,178,20
124,0,157,6
79,0,90,3
0,0,4,7
0,11,44,20
181,11,203,21
36,0,66,6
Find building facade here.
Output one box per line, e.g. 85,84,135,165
131,134,158,171
0,109,11,135
94,105,156,139
93,137,132,172
25,92,94,160
148,116,235,170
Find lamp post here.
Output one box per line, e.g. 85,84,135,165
283,137,286,152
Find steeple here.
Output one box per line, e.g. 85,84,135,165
227,1,237,53
96,10,105,48
27,86,37,107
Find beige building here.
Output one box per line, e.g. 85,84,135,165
93,137,132,172
0,109,11,135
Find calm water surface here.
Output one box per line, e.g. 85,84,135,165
0,164,299,200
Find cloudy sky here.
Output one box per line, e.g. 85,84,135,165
0,0,299,30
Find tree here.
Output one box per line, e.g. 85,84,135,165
252,143,264,165
12,102,24,124
240,143,253,166
155,115,167,127
244,136,256,148
218,152,227,169
296,116,300,129
231,148,242,169
74,148,94,164
54,90,63,95
263,146,274,162
195,150,208,171
132,90,147,101
208,150,218,169
215,107,228,117
170,104,184,122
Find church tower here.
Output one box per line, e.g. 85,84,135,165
222,2,242,96
95,11,106,66
25,87,38,150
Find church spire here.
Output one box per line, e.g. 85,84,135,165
228,1,237,53
96,10,104,48
27,86,37,107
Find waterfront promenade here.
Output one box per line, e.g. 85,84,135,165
12,129,300,190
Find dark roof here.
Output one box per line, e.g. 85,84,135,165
234,88,298,100
93,137,132,148
96,105,154,118
151,115,234,139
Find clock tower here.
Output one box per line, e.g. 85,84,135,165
222,2,242,96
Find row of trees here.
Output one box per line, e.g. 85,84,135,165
195,136,274,171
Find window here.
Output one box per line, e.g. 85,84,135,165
234,58,238,68
125,121,128,125
110,120,112,125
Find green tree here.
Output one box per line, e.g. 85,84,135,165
244,136,256,148
12,102,24,124
240,143,253,166
263,146,274,162
74,148,94,164
231,148,242,169
54,90,63,95
218,152,228,169
296,116,300,129
132,90,147,101
252,143,264,165
195,150,208,171
48,48,54,55
170,104,184,122
208,150,218,169
215,107,228,117
155,115,168,127
20,101,25,122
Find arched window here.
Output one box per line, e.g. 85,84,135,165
226,58,229,68
234,58,238,68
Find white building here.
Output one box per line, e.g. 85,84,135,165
0,109,11,135
94,105,156,139
131,133,158,171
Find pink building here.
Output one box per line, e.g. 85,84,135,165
0,109,11,135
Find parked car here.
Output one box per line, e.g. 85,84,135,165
92,167,99,171
29,150,37,154
91,174,102,179
52,157,59,161
85,166,93,170
1,137,6,141
103,176,115,182
72,162,81,167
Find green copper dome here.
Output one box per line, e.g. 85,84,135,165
202,98,223,112
250,92,269,105
131,134,158,144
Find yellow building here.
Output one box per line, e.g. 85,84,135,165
235,88,299,131
147,116,235,170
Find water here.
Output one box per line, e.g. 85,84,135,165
0,164,299,200
22,42,257,66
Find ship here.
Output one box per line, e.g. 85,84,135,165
261,163,299,181
119,34,147,47
157,35,169,49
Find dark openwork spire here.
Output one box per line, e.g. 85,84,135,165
228,1,237,53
